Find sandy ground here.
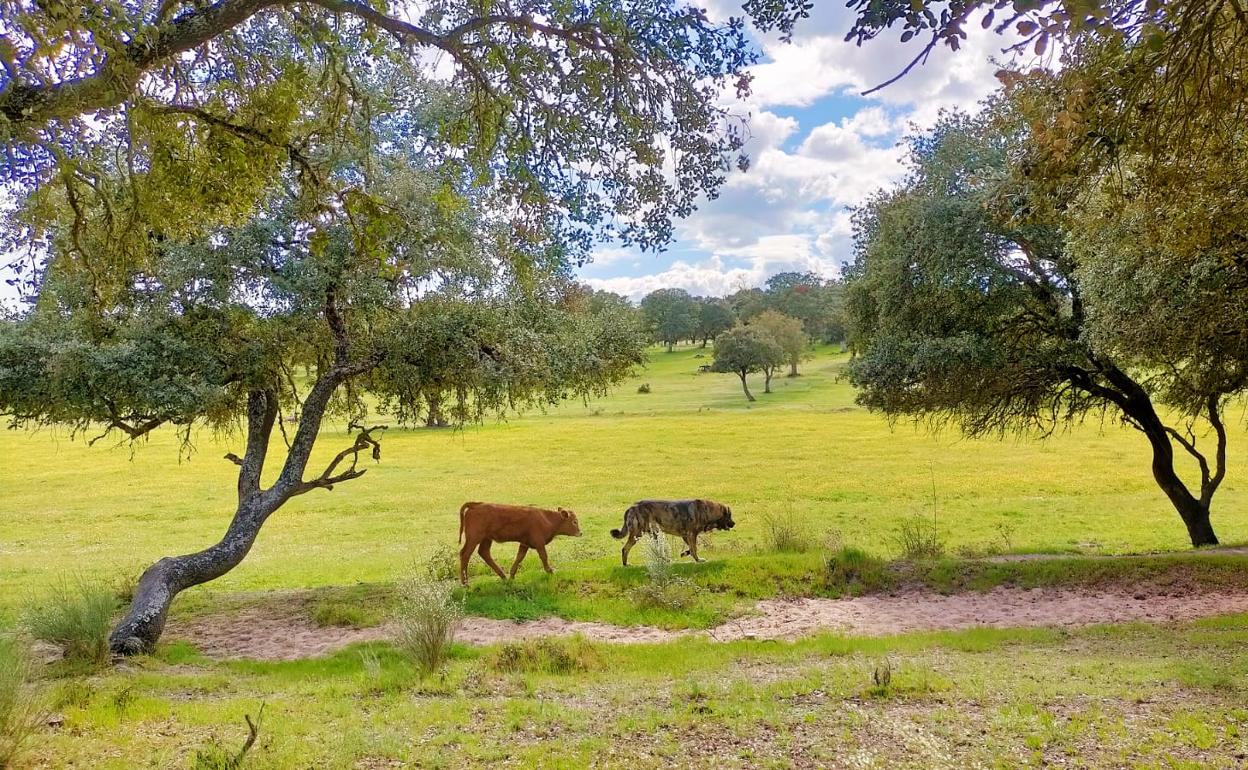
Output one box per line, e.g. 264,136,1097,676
167,585,1248,661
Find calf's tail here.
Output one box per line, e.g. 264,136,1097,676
458,502,475,543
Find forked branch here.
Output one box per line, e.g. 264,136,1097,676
291,422,386,496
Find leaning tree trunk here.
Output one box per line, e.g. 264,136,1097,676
1108,370,1222,547
108,290,383,654
108,496,278,654
738,371,755,402
1139,422,1219,547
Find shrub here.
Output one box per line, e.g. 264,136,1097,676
421,546,460,583
630,535,700,610
636,383,651,394
825,547,890,595
0,634,44,769
760,508,812,553
310,602,373,629
392,573,462,676
23,579,119,667
488,636,602,675
891,516,945,561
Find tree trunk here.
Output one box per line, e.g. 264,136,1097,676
737,371,755,402
425,394,447,428
108,496,277,654
1107,370,1220,547
1139,421,1219,547
763,368,773,393
666,341,674,353
788,361,799,377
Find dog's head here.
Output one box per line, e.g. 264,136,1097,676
716,504,735,530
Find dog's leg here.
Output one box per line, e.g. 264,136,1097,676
687,533,703,562
621,533,639,566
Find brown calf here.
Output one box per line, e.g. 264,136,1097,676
458,502,582,585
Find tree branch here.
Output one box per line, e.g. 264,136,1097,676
235,389,278,502
290,422,386,497
1203,393,1228,506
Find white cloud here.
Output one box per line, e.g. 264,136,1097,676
580,6,1033,302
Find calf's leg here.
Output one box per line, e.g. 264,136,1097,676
459,538,476,585
509,545,530,579
535,544,555,574
477,540,508,581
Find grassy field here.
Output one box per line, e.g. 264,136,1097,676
5,345,1248,768
16,617,1248,768
2,344,1245,617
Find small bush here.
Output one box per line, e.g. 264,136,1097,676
636,383,651,394
310,602,373,629
421,546,460,583
488,636,602,675
891,516,945,561
392,573,462,676
0,634,44,769
825,547,889,595
23,579,119,667
868,656,893,697
630,535,700,610
760,508,812,553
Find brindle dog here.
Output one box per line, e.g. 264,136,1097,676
609,499,735,566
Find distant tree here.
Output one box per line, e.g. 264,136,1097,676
711,325,783,402
752,310,808,378
696,299,737,347
763,271,838,342
726,287,769,321
845,102,1246,548
641,288,699,352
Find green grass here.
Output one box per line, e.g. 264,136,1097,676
16,616,1248,768
2,344,1245,619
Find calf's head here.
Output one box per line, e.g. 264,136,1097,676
557,508,583,537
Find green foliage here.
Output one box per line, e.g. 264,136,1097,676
488,636,602,675
760,507,814,553
711,324,784,400
750,310,809,374
392,573,463,677
892,516,946,561
23,580,119,668
630,535,700,611
0,634,44,770
825,547,891,596
844,99,1241,545
695,298,737,345
640,288,699,350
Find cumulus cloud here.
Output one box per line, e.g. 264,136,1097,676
580,5,1030,299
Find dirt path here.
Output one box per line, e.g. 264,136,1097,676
168,585,1248,661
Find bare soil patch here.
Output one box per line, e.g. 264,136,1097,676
168,584,1248,661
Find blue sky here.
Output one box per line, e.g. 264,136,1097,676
578,2,1027,300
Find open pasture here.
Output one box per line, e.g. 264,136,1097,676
2,345,1246,619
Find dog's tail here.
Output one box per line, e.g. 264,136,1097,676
458,501,476,543
610,505,636,539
